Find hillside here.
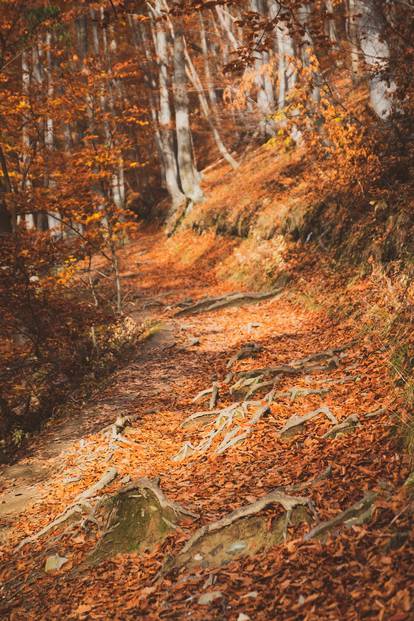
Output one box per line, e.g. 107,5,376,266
180,143,414,268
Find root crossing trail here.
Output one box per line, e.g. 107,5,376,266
1,231,413,621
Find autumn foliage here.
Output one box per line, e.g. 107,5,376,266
0,0,413,451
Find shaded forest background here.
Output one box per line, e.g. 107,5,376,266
0,0,413,457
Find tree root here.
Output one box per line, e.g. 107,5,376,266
279,406,338,438
191,383,219,410
120,477,199,519
233,346,350,385
364,407,386,419
227,343,262,369
283,465,333,493
174,287,285,317
304,491,377,541
172,489,310,564
181,408,224,429
88,478,198,565
235,364,300,381
101,415,134,439
246,380,276,400
176,401,270,461
210,382,219,410
281,387,330,402
192,387,215,404
289,346,349,369
230,377,330,402
100,415,141,449
312,375,361,386
16,468,118,550
215,427,249,455
323,414,360,439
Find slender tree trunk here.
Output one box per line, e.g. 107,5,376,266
21,51,35,230
199,12,218,108
172,18,203,204
356,0,396,119
298,3,321,106
324,0,338,47
347,0,362,80
263,50,276,112
0,146,13,233
215,6,240,51
101,12,125,212
268,0,296,110
76,14,89,60
129,16,165,180
0,200,12,234
151,6,185,209
44,32,60,234
250,0,276,135
90,8,100,55
184,45,239,169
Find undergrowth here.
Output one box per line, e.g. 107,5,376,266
0,312,148,461
215,237,288,290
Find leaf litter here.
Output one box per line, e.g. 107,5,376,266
0,230,413,621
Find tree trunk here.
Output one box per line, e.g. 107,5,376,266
0,200,12,234
250,0,276,135
172,17,203,204
151,6,185,209
76,14,89,60
199,12,218,108
0,146,14,233
298,3,320,106
45,32,60,234
347,0,362,80
356,0,396,119
324,0,338,47
268,0,297,110
20,50,35,230
184,45,239,170
129,16,165,180
101,11,125,212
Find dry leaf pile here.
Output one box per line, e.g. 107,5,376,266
0,230,413,621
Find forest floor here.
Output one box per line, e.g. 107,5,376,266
0,228,413,621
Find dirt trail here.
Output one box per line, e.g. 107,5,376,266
0,231,412,621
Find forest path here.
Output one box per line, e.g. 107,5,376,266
1,230,411,621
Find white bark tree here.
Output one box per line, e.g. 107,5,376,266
150,2,186,209
172,16,204,204
20,51,35,230
347,0,362,81
199,12,218,108
184,44,239,169
250,0,276,135
267,0,297,110
356,0,396,119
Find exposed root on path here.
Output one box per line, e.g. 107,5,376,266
227,343,262,369
16,468,118,550
231,345,349,388
279,406,338,439
89,478,198,565
175,401,270,461
304,491,378,541
166,489,312,572
174,287,285,317
323,414,360,439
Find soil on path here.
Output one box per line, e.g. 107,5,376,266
0,230,412,621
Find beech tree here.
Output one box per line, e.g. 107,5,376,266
356,0,396,120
